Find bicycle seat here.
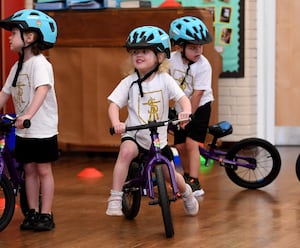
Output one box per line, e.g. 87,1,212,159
208,121,233,138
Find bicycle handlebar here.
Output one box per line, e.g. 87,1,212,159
109,118,190,135
1,114,31,129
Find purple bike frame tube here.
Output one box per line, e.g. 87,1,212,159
146,154,179,199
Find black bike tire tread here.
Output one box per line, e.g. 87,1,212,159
155,165,174,238
225,138,281,189
122,162,142,219
0,174,16,231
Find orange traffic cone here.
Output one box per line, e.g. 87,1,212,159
77,167,103,178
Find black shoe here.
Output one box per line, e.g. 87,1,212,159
20,209,38,230
34,213,55,231
183,173,190,183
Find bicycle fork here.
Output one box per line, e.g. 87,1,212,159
146,155,179,202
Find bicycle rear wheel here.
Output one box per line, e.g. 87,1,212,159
122,162,142,219
225,138,281,189
155,164,174,238
0,174,16,231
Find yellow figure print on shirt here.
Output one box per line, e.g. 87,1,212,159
12,74,31,114
172,69,193,91
138,90,164,123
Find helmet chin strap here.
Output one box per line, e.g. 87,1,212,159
180,44,194,87
130,63,160,98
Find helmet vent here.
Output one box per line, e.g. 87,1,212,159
147,33,154,42
49,22,55,32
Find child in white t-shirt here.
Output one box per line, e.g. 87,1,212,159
0,9,58,231
169,16,214,199
106,26,199,217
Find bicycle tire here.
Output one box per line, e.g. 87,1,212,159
0,174,16,231
225,138,281,189
296,154,300,181
155,164,174,238
122,162,142,219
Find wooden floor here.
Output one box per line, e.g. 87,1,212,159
1,146,300,247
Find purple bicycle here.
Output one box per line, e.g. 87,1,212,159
110,119,186,238
194,121,281,189
0,114,31,231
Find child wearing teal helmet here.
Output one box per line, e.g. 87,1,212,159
169,16,214,199
0,9,58,231
106,26,199,217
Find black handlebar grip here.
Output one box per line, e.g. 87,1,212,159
23,119,31,128
109,127,115,135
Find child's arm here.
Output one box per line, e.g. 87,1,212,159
15,85,49,128
0,91,10,110
108,102,125,134
190,89,204,113
177,95,192,128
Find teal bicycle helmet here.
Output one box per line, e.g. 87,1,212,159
0,9,57,50
125,26,171,58
169,16,212,45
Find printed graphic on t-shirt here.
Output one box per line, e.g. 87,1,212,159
138,90,164,123
12,74,31,114
172,69,193,91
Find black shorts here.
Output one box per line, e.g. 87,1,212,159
174,102,211,145
15,135,59,163
121,137,174,161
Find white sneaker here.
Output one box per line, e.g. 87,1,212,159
182,184,199,216
106,195,123,216
193,188,205,199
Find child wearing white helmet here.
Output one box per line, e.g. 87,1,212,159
0,9,58,231
169,16,214,199
106,25,199,217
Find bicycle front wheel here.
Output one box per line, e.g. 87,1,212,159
225,138,281,189
155,164,174,238
0,174,16,231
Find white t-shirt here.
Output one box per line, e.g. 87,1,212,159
108,72,185,149
2,54,58,138
169,51,214,113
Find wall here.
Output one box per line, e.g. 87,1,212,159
219,0,258,142
23,0,260,144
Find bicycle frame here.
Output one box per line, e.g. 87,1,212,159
0,123,24,195
199,145,256,170
124,125,179,199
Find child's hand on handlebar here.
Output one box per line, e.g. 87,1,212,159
178,111,191,129
112,122,126,134
15,115,31,129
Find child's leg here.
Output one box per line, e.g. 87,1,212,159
37,162,54,214
24,163,40,211
106,140,139,216
20,163,40,230
33,162,55,231
172,162,199,216
111,140,139,192
175,143,189,178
